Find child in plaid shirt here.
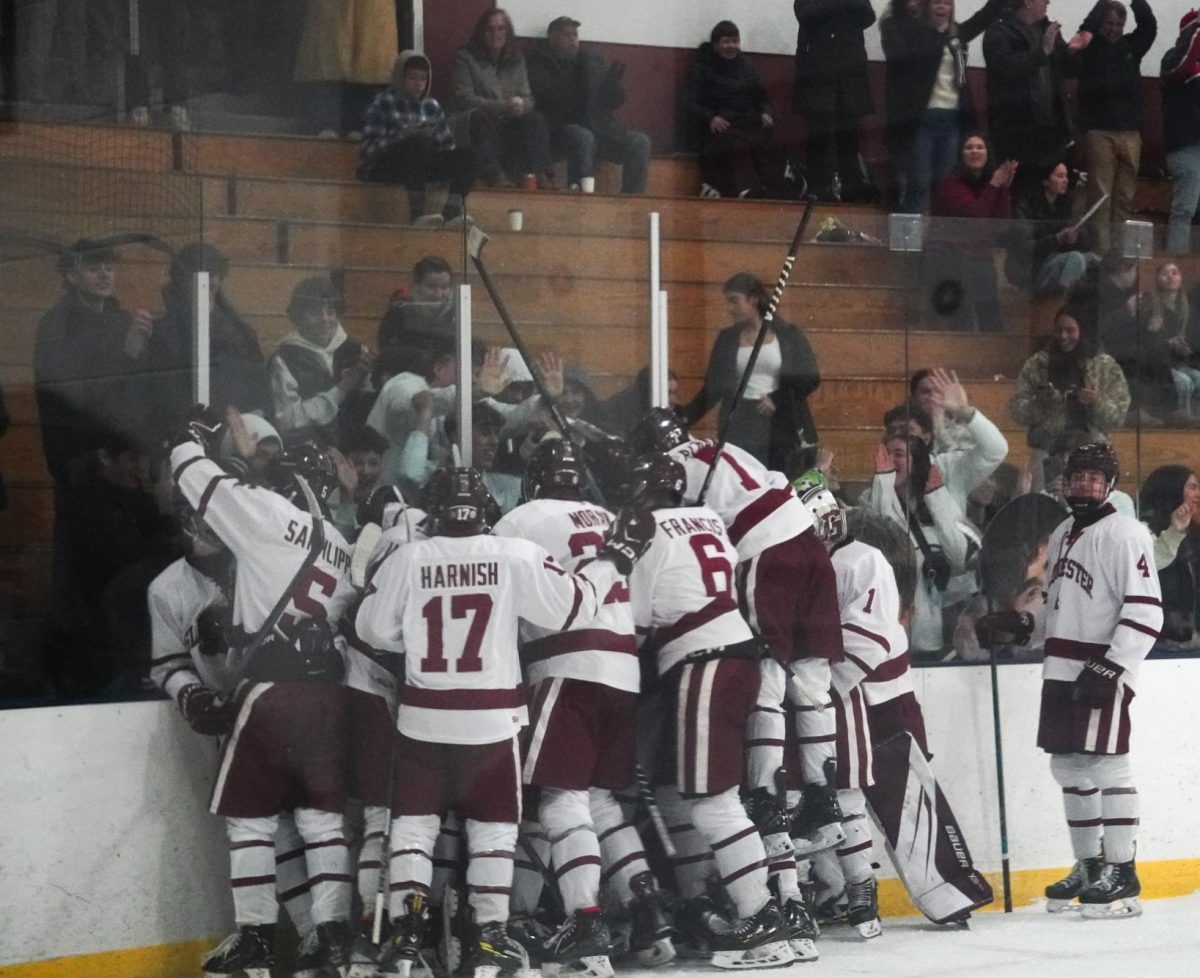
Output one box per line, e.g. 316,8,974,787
359,52,474,227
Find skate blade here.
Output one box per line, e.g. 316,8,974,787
1081,897,1142,919
1045,898,1082,914
635,938,677,968
204,971,271,978
789,938,818,962
711,940,797,970
542,955,613,978
853,918,882,939
791,824,847,857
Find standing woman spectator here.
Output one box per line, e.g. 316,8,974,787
1147,261,1200,422
1139,465,1200,645
928,132,1017,331
1162,12,1200,254
793,0,877,202
1007,160,1096,293
685,272,820,472
883,0,1007,213
1074,0,1156,255
451,7,553,189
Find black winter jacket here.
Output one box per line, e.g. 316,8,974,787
527,41,628,143
687,43,770,131
792,0,876,116
1075,0,1156,132
983,12,1076,142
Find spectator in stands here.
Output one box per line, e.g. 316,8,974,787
685,271,820,471
146,243,272,456
34,240,155,488
1139,464,1200,645
452,7,554,189
358,52,474,227
881,0,1006,213
982,0,1091,196
294,0,397,138
376,255,457,382
793,0,877,202
687,20,776,199
1010,308,1130,479
123,0,223,129
1162,12,1200,254
269,276,375,447
927,132,1017,331
1007,160,1096,293
603,366,683,438
527,16,650,194
1154,261,1200,421
0,379,7,513
1074,0,1156,254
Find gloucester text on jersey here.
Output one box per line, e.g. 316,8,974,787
1049,555,1095,598
419,561,501,589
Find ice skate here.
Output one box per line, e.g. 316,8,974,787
674,895,724,958
541,908,614,978
376,894,430,977
471,920,531,978
201,924,276,978
294,927,327,978
1079,861,1143,919
790,765,845,857
780,898,819,962
628,871,676,967
508,911,552,966
346,915,387,978
743,787,792,836
709,900,796,970
1045,856,1105,913
845,877,882,939
309,919,352,975
811,886,847,925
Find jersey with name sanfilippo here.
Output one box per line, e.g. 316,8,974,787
171,443,357,640
355,533,614,744
629,505,754,674
1043,504,1162,688
148,556,232,700
669,437,814,561
831,538,909,691
494,498,639,692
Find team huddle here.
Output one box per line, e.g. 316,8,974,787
149,403,1159,978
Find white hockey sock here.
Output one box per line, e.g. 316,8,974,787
432,813,464,901
276,813,314,938
1100,787,1139,863
835,790,873,884
466,819,518,924
512,820,550,914
746,659,787,790
764,832,801,901
790,658,835,784
357,804,389,912
810,848,845,901
656,786,714,899
541,789,602,912
591,787,650,905
227,815,280,926
388,813,440,920
690,788,769,919
295,807,351,925
1050,755,1102,860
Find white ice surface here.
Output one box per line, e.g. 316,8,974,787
608,894,1200,978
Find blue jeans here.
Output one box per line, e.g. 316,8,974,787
1167,143,1200,254
904,109,960,213
1035,251,1092,292
559,123,651,193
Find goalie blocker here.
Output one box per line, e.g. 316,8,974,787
864,731,993,924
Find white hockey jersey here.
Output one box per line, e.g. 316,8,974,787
171,442,358,645
494,499,639,692
829,538,909,695
356,533,619,744
148,557,232,700
1043,503,1163,689
669,438,814,561
628,505,754,674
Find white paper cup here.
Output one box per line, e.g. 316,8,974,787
507,209,524,232
580,176,596,194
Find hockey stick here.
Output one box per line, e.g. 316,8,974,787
978,562,1014,913
518,826,566,914
696,200,814,506
634,764,676,859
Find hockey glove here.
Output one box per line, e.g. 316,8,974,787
974,610,1035,648
1073,656,1124,709
598,506,656,575
173,403,225,456
178,683,236,736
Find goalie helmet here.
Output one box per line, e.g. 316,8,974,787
424,467,501,536
523,438,585,501
796,482,847,548
629,407,689,455
1063,442,1119,518
266,443,339,506
627,452,686,510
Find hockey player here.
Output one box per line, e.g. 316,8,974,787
493,439,675,974
171,409,359,978
355,467,655,978
624,452,794,970
1040,443,1162,918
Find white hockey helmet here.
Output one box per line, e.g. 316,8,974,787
796,477,847,547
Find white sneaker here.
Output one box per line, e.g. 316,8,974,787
412,214,445,229
699,182,721,199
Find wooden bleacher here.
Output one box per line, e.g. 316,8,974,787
0,121,1195,683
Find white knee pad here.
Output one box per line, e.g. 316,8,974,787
1080,753,1135,791
757,658,787,707
789,658,832,708
227,815,280,845
588,787,625,835
688,787,743,838
838,788,867,820
392,813,441,854
466,819,519,856
540,788,593,841
1050,753,1096,789
293,807,345,844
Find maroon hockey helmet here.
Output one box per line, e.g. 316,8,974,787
424,466,501,536
266,443,339,505
629,407,689,455
523,437,585,501
627,452,686,510
1063,442,1119,516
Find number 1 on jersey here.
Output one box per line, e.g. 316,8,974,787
420,593,493,672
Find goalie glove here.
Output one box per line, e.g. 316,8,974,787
1074,656,1124,709
173,403,225,456
177,683,236,736
597,506,656,575
974,610,1035,647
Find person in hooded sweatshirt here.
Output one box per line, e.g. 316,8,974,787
359,51,474,227
269,276,376,448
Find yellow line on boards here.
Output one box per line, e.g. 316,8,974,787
0,939,214,978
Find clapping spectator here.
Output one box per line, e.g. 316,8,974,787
527,16,650,194
1162,12,1200,254
452,7,554,189
1074,0,1156,254
1007,160,1097,293
1139,465,1200,645
688,21,777,199
376,256,457,381
358,52,474,227
1149,261,1200,423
